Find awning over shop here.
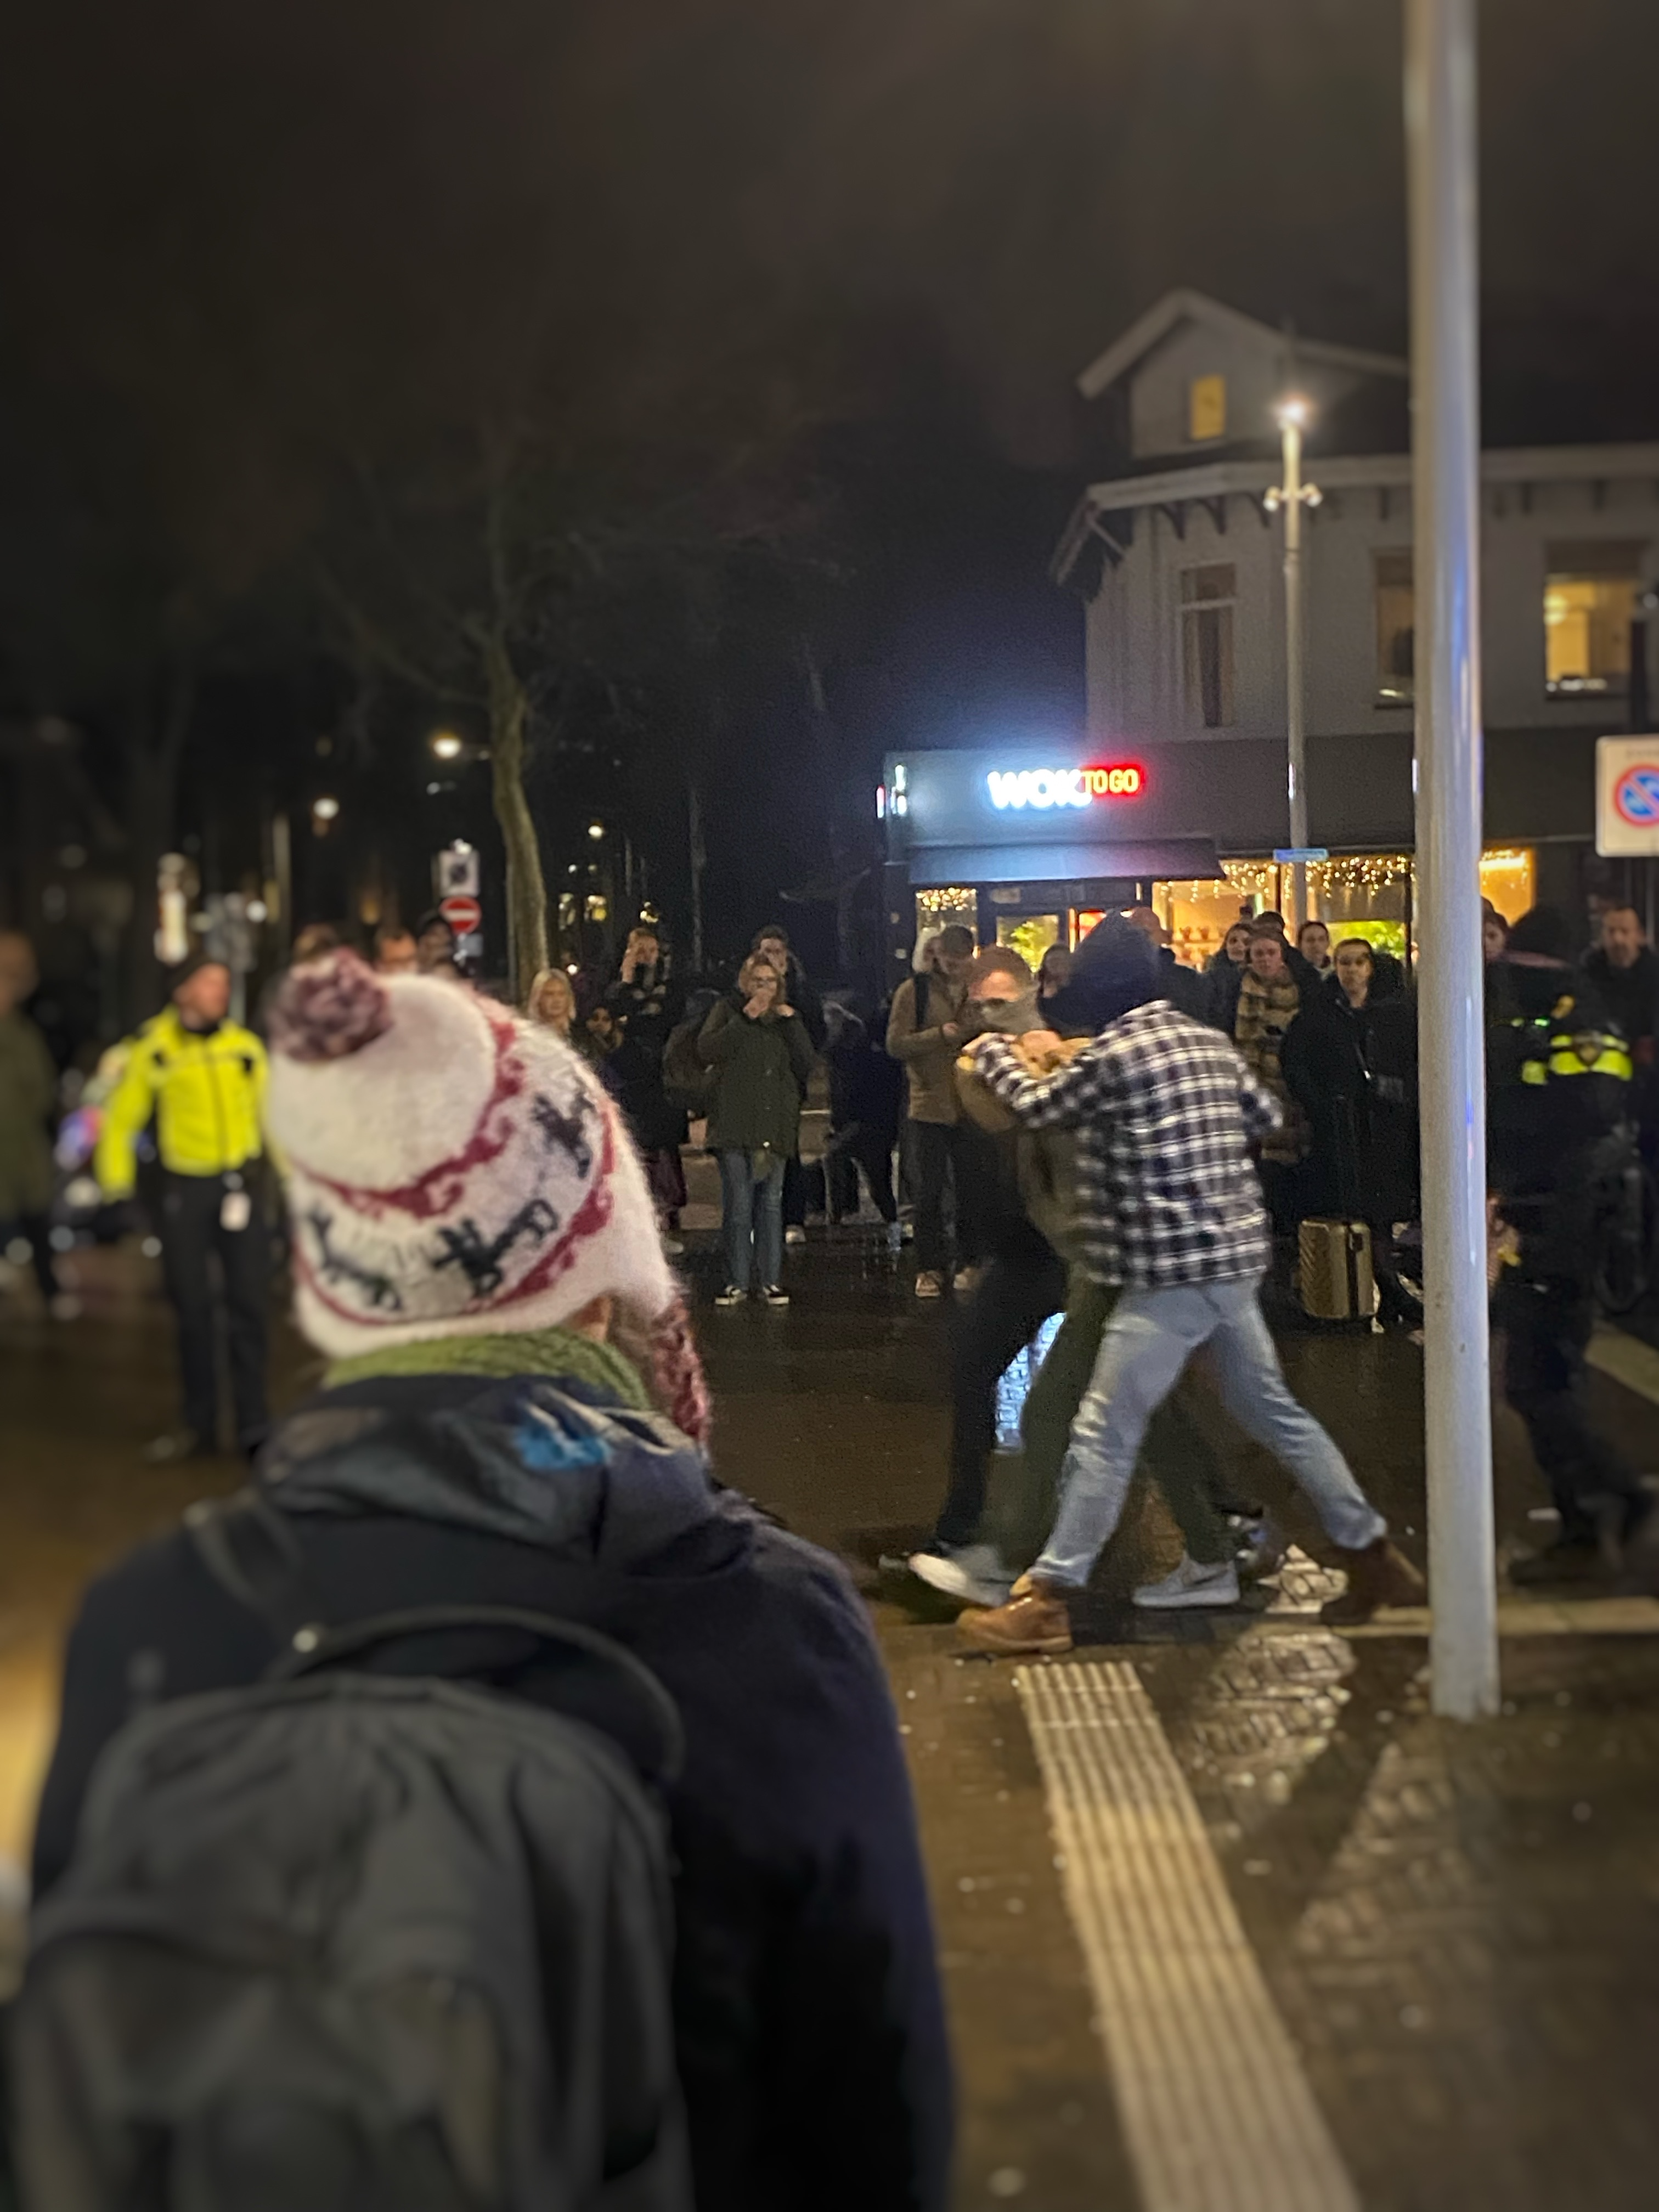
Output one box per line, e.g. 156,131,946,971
908,838,1225,887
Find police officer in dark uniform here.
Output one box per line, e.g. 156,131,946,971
1488,907,1650,1584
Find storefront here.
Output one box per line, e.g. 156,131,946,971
879,746,1538,976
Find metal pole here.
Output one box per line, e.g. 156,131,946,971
1282,415,1310,933
1407,0,1499,1720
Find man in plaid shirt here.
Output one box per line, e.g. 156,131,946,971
956,917,1423,1656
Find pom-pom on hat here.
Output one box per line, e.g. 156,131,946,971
266,952,699,1427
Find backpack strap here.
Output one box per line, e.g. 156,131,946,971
274,1606,685,1786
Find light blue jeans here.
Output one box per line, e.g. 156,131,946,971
719,1149,786,1291
1036,1276,1386,1588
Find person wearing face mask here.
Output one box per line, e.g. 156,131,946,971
95,955,272,1462
1489,907,1653,1587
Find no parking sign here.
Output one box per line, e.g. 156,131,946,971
1596,737,1659,856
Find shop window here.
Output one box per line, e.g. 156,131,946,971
997,915,1059,973
1479,847,1534,925
916,885,978,944
1375,551,1414,705
1544,542,1645,696
1188,374,1227,443
1181,565,1236,729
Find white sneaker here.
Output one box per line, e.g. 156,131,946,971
714,1284,747,1308
1132,1555,1241,1611
913,1270,945,1299
785,1224,806,1248
909,1543,1015,1607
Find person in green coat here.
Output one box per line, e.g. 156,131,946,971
0,933,65,1312
699,953,817,1308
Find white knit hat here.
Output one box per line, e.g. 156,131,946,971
267,953,681,1373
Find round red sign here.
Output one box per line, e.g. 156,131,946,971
438,893,482,935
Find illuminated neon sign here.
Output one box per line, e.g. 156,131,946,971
985,763,1146,810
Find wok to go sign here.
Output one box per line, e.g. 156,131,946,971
986,763,1146,810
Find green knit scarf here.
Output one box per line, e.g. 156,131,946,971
324,1325,649,1409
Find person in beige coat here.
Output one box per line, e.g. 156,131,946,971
886,924,984,1296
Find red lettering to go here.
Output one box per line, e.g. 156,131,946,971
1082,763,1143,797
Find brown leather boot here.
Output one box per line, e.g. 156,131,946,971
1320,1538,1426,1626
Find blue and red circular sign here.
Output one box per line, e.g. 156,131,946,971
1613,764,1659,827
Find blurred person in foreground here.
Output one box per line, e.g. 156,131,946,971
1490,907,1654,1585
887,923,985,1297
31,951,950,2209
94,955,270,1462
0,932,73,1317
955,917,1421,1655
699,953,817,1308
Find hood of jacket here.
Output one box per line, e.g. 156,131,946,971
258,1369,742,1572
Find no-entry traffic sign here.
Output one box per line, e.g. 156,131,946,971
1597,737,1659,856
438,893,483,936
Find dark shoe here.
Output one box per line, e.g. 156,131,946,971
1321,1538,1426,1624
714,1284,748,1308
141,1429,212,1466
1228,1510,1288,1584
760,1284,791,1308
958,1580,1074,1656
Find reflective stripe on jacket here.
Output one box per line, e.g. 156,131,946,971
1510,1016,1634,1087
94,1010,267,1192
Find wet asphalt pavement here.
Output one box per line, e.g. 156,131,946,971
4,1212,1659,2208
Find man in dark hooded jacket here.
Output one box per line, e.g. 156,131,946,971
30,951,952,2212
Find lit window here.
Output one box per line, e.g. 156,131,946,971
1544,541,1645,696
1188,375,1227,443
1181,565,1235,729
1374,551,1414,705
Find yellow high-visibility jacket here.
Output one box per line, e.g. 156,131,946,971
94,1009,267,1195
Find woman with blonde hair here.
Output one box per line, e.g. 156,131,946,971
526,965,602,1065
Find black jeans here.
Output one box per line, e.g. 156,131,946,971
159,1171,271,1452
826,1127,898,1224
1500,1267,1645,1542
909,1120,990,1276
935,1228,1070,1546
5,1213,59,1301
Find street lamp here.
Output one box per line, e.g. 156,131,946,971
587,820,606,841
431,731,464,761
1265,396,1323,930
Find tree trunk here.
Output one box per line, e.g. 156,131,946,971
483,629,549,997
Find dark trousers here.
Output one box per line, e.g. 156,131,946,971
1500,1268,1645,1542
782,1153,809,1231
935,1229,1070,1546
159,1171,271,1452
826,1127,898,1224
5,1213,59,1301
909,1120,989,1275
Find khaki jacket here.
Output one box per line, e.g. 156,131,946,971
955,1032,1091,1263
885,973,972,1124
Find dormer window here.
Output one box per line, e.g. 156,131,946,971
1188,374,1227,443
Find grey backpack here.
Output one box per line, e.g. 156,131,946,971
10,1496,693,2212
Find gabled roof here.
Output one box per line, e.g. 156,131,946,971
1075,287,1408,402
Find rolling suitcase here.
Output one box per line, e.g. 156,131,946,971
1297,1217,1379,1322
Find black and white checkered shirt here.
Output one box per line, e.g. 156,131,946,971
977,1000,1281,1290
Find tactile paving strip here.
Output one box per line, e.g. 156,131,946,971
1017,1658,1361,2212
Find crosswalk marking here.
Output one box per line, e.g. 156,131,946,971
1017,1659,1359,2212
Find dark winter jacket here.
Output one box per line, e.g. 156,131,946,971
698,995,818,1155
1153,945,1211,1023
824,1013,903,1140
1204,955,1249,1035
1581,944,1659,1064
604,962,689,1152
30,1366,952,2212
1283,983,1419,1224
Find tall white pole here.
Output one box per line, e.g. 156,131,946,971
1282,415,1310,932
1406,0,1499,1719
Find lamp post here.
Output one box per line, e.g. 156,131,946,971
1265,399,1322,933
1407,0,1499,1720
